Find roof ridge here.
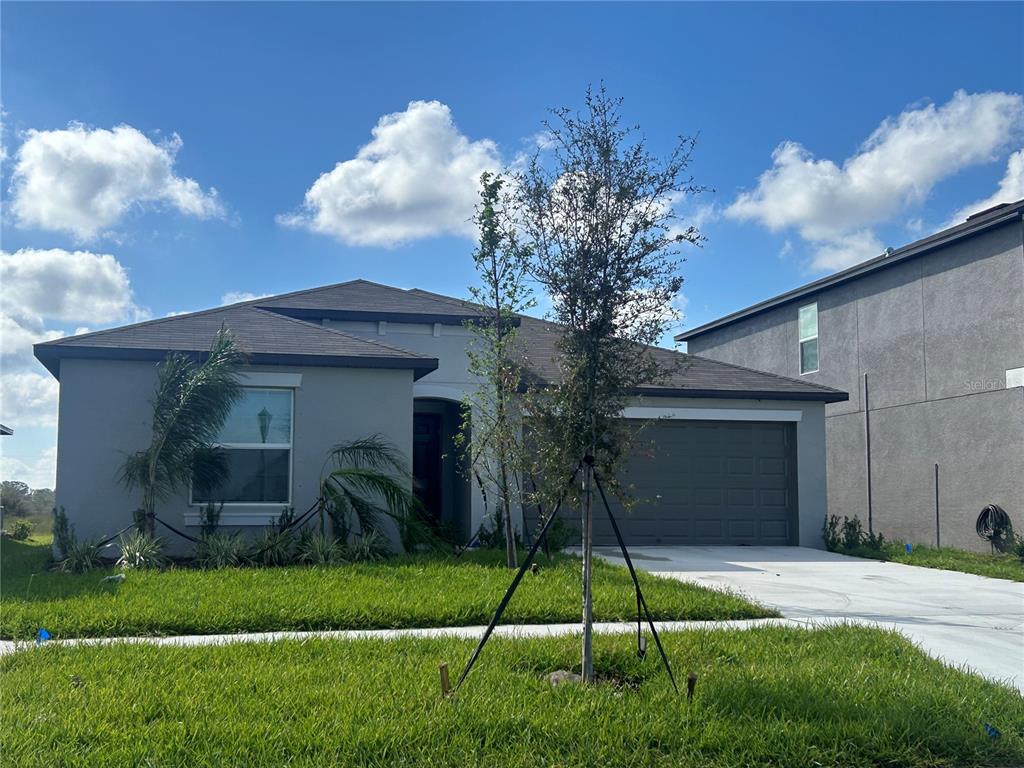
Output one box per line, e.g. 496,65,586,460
688,353,846,394
249,308,433,359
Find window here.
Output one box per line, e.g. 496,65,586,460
191,388,293,505
798,303,819,374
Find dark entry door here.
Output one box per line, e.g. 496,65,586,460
412,413,443,523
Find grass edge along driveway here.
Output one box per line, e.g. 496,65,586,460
1,537,774,640
3,625,1022,767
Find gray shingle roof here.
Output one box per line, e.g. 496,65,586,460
258,279,487,324
36,277,846,401
408,289,848,402
35,304,438,380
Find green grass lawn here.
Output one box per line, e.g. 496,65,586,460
3,626,1021,767
0,537,773,640
840,542,1024,582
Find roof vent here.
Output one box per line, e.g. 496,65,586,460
884,247,895,257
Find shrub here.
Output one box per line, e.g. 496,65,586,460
59,538,103,573
296,530,344,565
195,532,249,569
340,530,390,563
1013,536,1024,565
825,515,887,554
116,530,168,570
543,517,578,552
9,519,32,541
823,515,841,551
52,506,75,559
198,502,223,538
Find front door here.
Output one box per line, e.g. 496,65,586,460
412,413,443,524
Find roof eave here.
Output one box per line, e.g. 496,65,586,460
677,205,1024,341
632,386,850,403
33,344,439,381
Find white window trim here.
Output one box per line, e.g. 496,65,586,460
236,372,302,388
189,387,294,508
798,302,819,375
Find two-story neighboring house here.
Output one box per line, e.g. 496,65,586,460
678,200,1024,551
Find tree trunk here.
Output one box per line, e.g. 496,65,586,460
581,458,595,683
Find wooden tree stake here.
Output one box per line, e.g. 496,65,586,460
439,662,451,698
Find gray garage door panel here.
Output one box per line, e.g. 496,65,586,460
583,420,799,547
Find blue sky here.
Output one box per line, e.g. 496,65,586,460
2,2,1022,487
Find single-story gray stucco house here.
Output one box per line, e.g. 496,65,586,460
35,280,847,553
677,199,1024,551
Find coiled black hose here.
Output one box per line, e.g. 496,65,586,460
976,504,1012,551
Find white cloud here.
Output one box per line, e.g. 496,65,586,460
220,291,269,305
10,124,223,239
280,100,501,246
1,445,58,489
0,372,59,428
947,149,1024,225
1,248,144,434
1,248,139,325
727,90,1024,271
808,230,886,272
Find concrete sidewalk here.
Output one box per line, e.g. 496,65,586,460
595,545,1024,693
1,617,816,656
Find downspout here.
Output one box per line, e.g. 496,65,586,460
863,372,873,536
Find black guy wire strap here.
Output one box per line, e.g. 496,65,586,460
592,467,679,694
453,461,583,694
244,498,325,560
95,521,142,549
152,515,203,544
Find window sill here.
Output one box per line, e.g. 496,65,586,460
184,508,286,527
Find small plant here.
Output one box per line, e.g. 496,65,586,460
198,502,223,537
8,519,32,541
823,515,841,551
841,516,865,550
863,529,886,552
296,530,344,565
1012,535,1024,565
52,506,75,559
542,517,578,553
59,538,103,573
251,510,296,567
826,515,886,553
195,532,249,569
476,514,508,551
116,530,168,570
340,530,390,563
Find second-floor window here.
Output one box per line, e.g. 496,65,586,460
799,302,819,374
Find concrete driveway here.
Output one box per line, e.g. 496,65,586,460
596,546,1024,692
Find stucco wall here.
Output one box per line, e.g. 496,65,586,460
327,319,492,533
54,358,414,554
687,220,1024,549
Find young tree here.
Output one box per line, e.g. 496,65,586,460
517,86,705,681
121,328,245,534
459,172,535,568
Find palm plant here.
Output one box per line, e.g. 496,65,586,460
321,435,434,552
121,328,245,534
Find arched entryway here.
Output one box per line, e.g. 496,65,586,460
412,398,471,540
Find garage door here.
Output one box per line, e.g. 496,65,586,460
589,420,799,546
